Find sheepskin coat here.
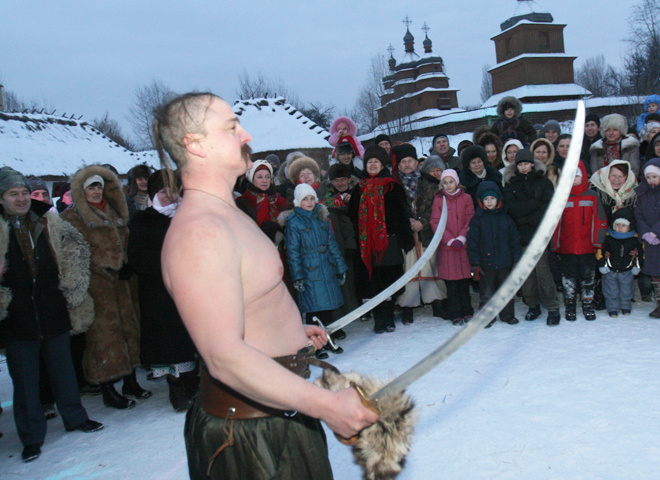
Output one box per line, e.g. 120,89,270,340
61,165,140,383
590,136,641,179
490,96,537,146
0,201,94,343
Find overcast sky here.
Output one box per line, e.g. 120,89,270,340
2,1,634,142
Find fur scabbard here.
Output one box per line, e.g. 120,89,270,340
314,369,418,480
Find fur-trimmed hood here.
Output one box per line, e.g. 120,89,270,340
501,139,524,167
503,158,547,183
590,135,640,155
330,116,358,136
496,96,522,118
287,156,322,185
277,203,329,227
530,137,556,168
472,124,493,145
69,164,129,229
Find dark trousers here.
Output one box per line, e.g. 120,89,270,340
305,310,332,327
445,278,473,319
6,331,88,446
479,268,515,321
560,253,596,304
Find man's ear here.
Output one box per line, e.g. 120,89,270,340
183,133,205,158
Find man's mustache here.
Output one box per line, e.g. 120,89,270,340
242,144,252,161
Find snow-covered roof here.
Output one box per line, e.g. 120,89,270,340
232,97,330,153
482,84,592,108
0,112,158,178
378,86,460,110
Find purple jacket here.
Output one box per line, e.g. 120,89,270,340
634,157,660,276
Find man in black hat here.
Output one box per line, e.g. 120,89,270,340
581,113,601,174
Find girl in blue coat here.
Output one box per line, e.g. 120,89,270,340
282,184,347,355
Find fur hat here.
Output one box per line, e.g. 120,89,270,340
363,145,390,168
496,96,522,118
457,139,474,157
641,122,660,141
293,183,317,207
0,167,29,196
288,156,321,185
542,120,561,136
585,113,600,127
327,163,352,181
600,113,628,136
336,141,356,156
515,148,534,165
246,160,273,184
420,155,446,174
27,176,49,194
392,144,417,164
374,134,391,146
315,369,417,480
460,145,488,169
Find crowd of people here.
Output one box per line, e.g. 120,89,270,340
1,91,660,475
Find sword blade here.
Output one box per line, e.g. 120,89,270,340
371,101,586,402
325,199,448,334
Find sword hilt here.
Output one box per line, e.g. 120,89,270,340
312,316,339,351
335,382,380,445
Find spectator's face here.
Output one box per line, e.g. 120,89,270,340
441,176,457,193
605,128,622,143
337,123,349,137
84,182,104,204
608,168,627,190
331,177,350,193
366,158,383,176
482,195,498,210
504,108,515,119
0,186,31,216
655,141,660,158
557,138,571,159
428,168,443,180
646,172,660,186
613,222,630,233
533,144,549,164
648,103,659,114
544,129,559,143
136,177,149,193
157,188,178,207
434,137,450,155
469,158,484,175
398,156,419,174
300,195,316,211
573,174,583,186
646,127,660,142
337,151,354,165
253,170,272,191
484,144,498,165
517,161,533,175
62,190,73,206
506,144,519,164
30,189,51,205
378,141,392,155
298,168,316,186
585,121,599,138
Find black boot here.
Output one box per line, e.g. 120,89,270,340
122,370,152,400
546,309,560,326
525,305,542,321
100,381,136,410
651,278,660,318
565,302,577,321
402,307,414,325
582,301,596,321
431,299,446,318
167,375,193,412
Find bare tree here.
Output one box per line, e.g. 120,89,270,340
480,65,493,103
299,102,335,130
2,89,27,113
624,0,660,96
235,70,301,107
575,54,622,97
128,79,174,151
352,53,388,134
93,113,134,150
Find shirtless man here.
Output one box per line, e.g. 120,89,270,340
155,93,378,479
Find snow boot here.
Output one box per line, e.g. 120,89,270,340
582,301,596,321
331,329,346,340
101,381,136,410
122,370,152,400
431,299,449,319
565,302,577,321
651,278,660,318
525,305,542,321
402,307,414,325
546,309,560,326
167,375,193,412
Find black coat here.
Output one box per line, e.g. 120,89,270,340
503,167,555,246
467,203,522,270
599,232,643,273
459,165,503,207
128,207,197,366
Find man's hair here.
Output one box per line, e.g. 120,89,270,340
152,92,219,191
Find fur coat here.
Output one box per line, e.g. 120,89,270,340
590,136,641,179
61,165,140,383
0,202,94,341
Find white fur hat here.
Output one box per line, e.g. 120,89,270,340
600,113,629,136
293,183,317,207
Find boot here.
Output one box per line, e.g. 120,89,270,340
546,309,560,326
565,302,577,321
582,301,596,321
100,381,136,410
402,307,414,325
525,305,542,321
122,370,152,400
431,299,449,319
651,279,660,318
167,375,193,412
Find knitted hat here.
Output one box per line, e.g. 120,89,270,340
363,145,390,167
327,163,352,181
421,155,446,174
27,176,49,194
515,148,534,165
83,175,105,190
440,169,459,186
0,167,30,196
430,134,449,154
611,208,635,229
293,183,317,207
585,113,600,126
542,120,561,135
600,113,628,136
477,181,501,202
533,123,544,131
644,164,660,179
265,154,281,169
246,160,273,184
392,144,417,163
374,134,391,145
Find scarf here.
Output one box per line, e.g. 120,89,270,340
241,186,286,225
399,170,421,206
590,161,638,210
603,139,621,167
358,176,396,277
132,191,150,210
152,193,180,218
320,187,348,212
89,198,107,211
495,116,521,141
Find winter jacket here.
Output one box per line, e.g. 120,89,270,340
637,94,660,132
459,164,503,207
634,157,660,276
590,136,641,178
503,160,554,246
467,184,521,271
318,184,358,254
430,188,474,280
0,201,94,344
599,231,643,273
552,162,607,255
128,207,197,366
490,96,537,146
328,117,365,158
429,146,461,171
283,204,347,313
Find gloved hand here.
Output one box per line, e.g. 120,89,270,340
642,232,660,245
451,239,464,251
337,272,346,286
632,266,641,275
598,266,610,274
294,280,305,292
470,265,478,278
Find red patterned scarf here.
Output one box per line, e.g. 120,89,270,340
358,176,395,277
603,140,621,167
242,188,286,225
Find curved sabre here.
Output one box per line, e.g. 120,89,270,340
371,101,586,401
325,199,448,335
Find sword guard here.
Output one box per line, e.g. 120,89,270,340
313,316,339,351
335,381,380,445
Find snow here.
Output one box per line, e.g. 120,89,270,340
482,84,592,108
3,296,660,479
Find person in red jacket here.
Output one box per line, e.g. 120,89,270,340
552,161,607,322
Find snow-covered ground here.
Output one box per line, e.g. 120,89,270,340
2,295,660,479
